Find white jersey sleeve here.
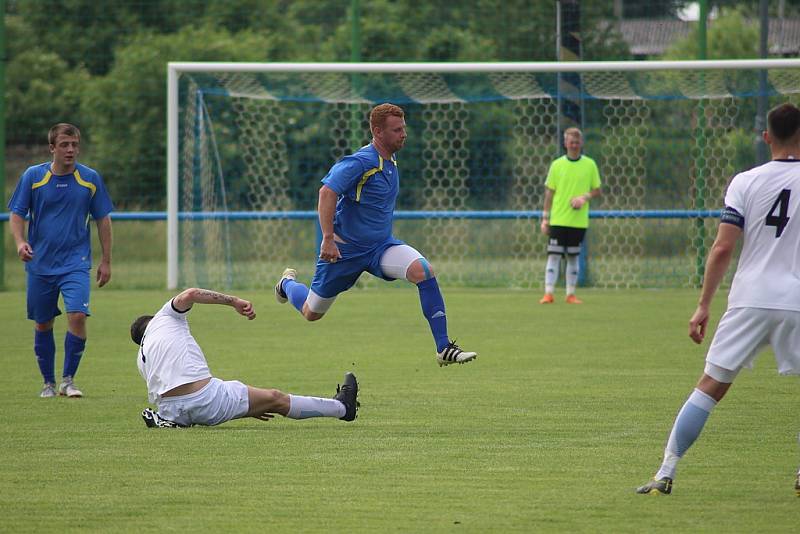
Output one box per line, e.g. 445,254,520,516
136,299,212,404
725,160,800,312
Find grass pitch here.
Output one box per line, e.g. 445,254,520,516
1,288,797,532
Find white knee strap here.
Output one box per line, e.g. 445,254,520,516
380,244,424,280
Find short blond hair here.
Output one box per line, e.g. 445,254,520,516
370,103,404,131
563,127,582,141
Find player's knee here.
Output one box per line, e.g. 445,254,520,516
407,258,435,283
302,309,325,322
35,320,54,332
266,388,287,405
250,387,289,415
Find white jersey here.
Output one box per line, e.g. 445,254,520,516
725,159,800,311
136,299,212,404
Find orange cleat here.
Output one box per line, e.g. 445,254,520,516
539,293,555,304
565,294,583,304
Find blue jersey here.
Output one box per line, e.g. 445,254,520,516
8,162,114,275
321,144,399,248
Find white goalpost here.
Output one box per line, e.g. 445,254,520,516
166,59,800,290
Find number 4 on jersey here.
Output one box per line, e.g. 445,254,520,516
766,189,791,238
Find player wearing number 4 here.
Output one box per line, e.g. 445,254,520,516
539,127,601,304
637,103,800,496
275,103,476,367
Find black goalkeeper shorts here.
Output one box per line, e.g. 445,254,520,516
547,225,586,256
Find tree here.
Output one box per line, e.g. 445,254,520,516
5,48,89,144
80,25,287,208
663,6,760,59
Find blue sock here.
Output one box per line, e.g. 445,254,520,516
417,277,449,352
667,389,716,456
34,329,56,384
282,278,309,313
63,331,86,379
656,389,717,480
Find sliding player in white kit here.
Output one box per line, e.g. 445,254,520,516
130,288,357,428
637,103,800,496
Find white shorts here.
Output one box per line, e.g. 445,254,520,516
706,307,800,377
157,378,249,427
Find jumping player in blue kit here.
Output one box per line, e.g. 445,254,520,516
275,103,477,367
8,123,113,398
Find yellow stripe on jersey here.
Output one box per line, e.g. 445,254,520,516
32,171,53,190
73,169,96,197
355,156,384,202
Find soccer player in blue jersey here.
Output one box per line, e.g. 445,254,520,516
8,123,113,398
275,103,477,367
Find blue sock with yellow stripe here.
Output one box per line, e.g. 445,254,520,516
417,277,449,352
34,329,56,384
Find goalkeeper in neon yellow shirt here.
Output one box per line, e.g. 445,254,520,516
539,127,601,304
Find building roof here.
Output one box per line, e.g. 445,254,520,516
613,18,800,56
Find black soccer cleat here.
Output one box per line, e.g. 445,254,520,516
636,477,672,495
333,372,359,422
141,408,182,429
795,472,800,497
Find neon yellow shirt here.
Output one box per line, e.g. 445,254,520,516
545,155,601,229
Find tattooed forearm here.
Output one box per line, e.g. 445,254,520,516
195,289,234,304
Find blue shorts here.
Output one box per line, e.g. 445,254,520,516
310,237,405,299
27,270,91,324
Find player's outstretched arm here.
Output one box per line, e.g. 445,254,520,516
172,288,256,320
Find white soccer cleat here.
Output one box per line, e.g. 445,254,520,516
40,383,57,398
436,340,477,367
275,268,297,304
58,377,83,398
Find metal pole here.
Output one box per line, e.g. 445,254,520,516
349,0,362,155
555,0,561,146
166,65,179,289
350,0,362,153
557,1,588,285
0,0,6,291
694,0,709,286
756,0,769,165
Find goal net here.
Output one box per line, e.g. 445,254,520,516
167,60,800,290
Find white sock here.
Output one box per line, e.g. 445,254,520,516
286,394,346,419
565,255,579,295
544,255,560,294
655,450,680,481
